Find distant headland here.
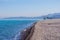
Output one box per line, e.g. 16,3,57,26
3,13,60,20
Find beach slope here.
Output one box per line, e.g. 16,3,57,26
27,19,60,40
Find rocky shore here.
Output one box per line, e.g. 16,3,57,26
20,19,60,40
20,22,37,40
30,19,60,40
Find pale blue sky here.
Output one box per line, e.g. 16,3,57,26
0,0,60,18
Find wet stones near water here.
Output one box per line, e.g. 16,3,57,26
20,27,33,40
20,22,36,40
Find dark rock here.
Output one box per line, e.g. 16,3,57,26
20,22,36,40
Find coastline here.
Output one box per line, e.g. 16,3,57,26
20,19,60,40
20,22,37,40
30,19,60,40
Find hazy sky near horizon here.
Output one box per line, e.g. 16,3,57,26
0,0,60,18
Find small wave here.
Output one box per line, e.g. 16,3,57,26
13,32,21,40
13,23,33,40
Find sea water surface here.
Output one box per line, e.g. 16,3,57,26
0,20,37,40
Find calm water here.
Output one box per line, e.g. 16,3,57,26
0,20,37,40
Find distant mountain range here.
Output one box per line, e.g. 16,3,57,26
4,13,60,19
45,13,60,19
4,16,43,19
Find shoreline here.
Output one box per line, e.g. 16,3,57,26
1,18,60,40
30,19,60,40
20,19,60,40
20,22,37,40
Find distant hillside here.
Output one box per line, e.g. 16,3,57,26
44,13,60,19
4,13,60,19
4,17,43,19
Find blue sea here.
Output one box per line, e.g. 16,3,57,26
0,20,37,40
